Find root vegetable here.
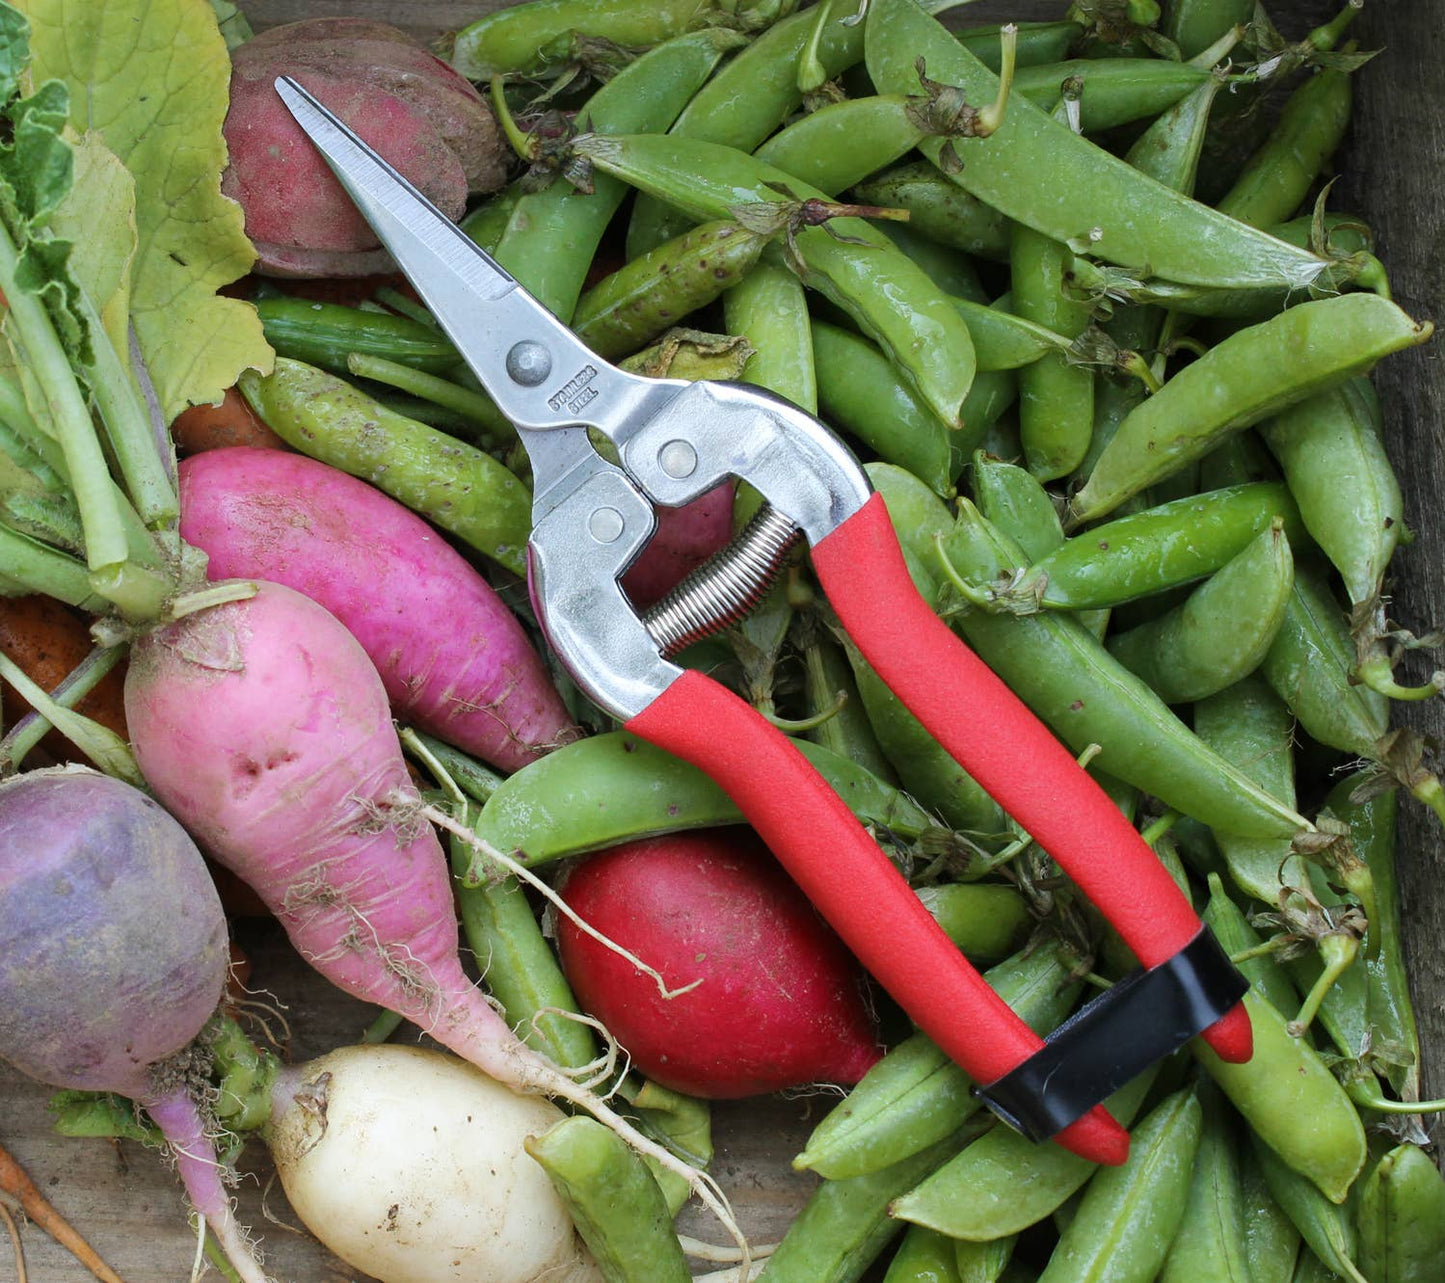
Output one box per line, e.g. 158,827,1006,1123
178,446,577,771
0,767,267,1282
556,830,884,1098
621,482,737,609
265,1044,602,1283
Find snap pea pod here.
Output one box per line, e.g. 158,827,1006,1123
725,256,817,411
459,182,522,254
890,1066,1159,1240
1291,1250,1338,1283
572,220,770,358
1192,676,1310,907
238,358,532,576
1011,223,1096,481
448,0,780,80
953,1236,1017,1283
883,1225,962,1283
576,133,978,429
1200,871,1298,1024
524,1116,690,1283
1000,483,1307,614
1325,775,1421,1099
492,28,740,322
1250,1133,1367,1279
473,730,941,870
912,885,1031,963
1035,1086,1203,1283
951,295,1085,374
1260,561,1389,758
761,1129,980,1283
812,322,955,496
1105,520,1294,704
938,500,1308,838
1070,294,1431,523
1196,989,1367,1204
1355,1143,1445,1282
254,297,462,376
878,222,989,303
1010,57,1213,132
1161,0,1254,58
1241,1134,1303,1283
1259,377,1402,607
795,940,1082,1179
1198,428,1278,491
1157,1081,1251,1283
972,453,1064,563
1215,65,1354,230
851,161,1011,262
956,20,1082,71
864,0,1332,291
801,625,896,783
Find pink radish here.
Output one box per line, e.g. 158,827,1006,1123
0,768,269,1282
556,830,883,1097
178,446,578,772
621,482,737,609
123,582,741,1246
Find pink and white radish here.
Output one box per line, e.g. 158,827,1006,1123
556,831,883,1098
123,581,740,1246
0,767,269,1283
265,1044,601,1283
178,446,577,772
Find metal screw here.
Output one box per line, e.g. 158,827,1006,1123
506,340,552,387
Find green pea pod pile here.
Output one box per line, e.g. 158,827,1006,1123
184,2,1444,1279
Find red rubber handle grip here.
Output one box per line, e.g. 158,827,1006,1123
628,667,1130,1166
812,494,1251,1063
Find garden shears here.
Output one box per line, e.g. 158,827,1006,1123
276,76,1252,1165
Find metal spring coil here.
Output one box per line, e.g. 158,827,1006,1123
643,502,802,658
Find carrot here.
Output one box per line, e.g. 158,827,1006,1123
0,1137,126,1283
169,387,286,456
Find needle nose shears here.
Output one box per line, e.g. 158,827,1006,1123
276,76,1252,1165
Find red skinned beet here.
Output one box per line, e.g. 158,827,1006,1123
556,829,883,1098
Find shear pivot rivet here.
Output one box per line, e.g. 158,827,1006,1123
659,439,698,479
588,507,625,544
506,341,552,386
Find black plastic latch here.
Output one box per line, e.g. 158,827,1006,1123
973,925,1249,1144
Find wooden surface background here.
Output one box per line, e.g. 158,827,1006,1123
3,1,1442,1279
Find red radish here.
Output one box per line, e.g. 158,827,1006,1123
556,830,884,1098
621,482,737,609
0,768,269,1283
178,447,578,772
123,582,739,1240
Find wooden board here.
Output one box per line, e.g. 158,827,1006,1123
3,1,1443,1280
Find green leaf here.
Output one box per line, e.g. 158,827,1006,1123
0,1,26,103
24,0,272,421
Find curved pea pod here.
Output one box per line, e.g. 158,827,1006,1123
972,453,1064,563
1193,678,1310,909
953,1235,1017,1283
1196,990,1366,1204
812,322,955,496
580,134,978,429
851,161,1011,262
1069,295,1431,523
938,501,1310,838
1215,65,1353,231
1035,1087,1203,1283
524,1115,690,1283
572,221,769,358
472,730,941,870
764,1128,981,1283
1260,562,1389,758
884,1225,962,1283
1259,377,1403,607
1106,520,1294,704
460,182,522,254
238,358,531,576
1241,1135,1303,1283
255,297,463,376
1157,1081,1252,1283
725,255,816,412
890,1065,1158,1240
1011,57,1213,132
863,0,1332,292
880,222,989,303
491,28,741,322
753,94,933,197
447,0,778,81
795,940,1082,1179
913,885,1031,963
801,626,897,782
864,461,956,600
1355,1143,1445,1282
1250,1134,1368,1280
1005,482,1307,612
1161,0,1253,56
